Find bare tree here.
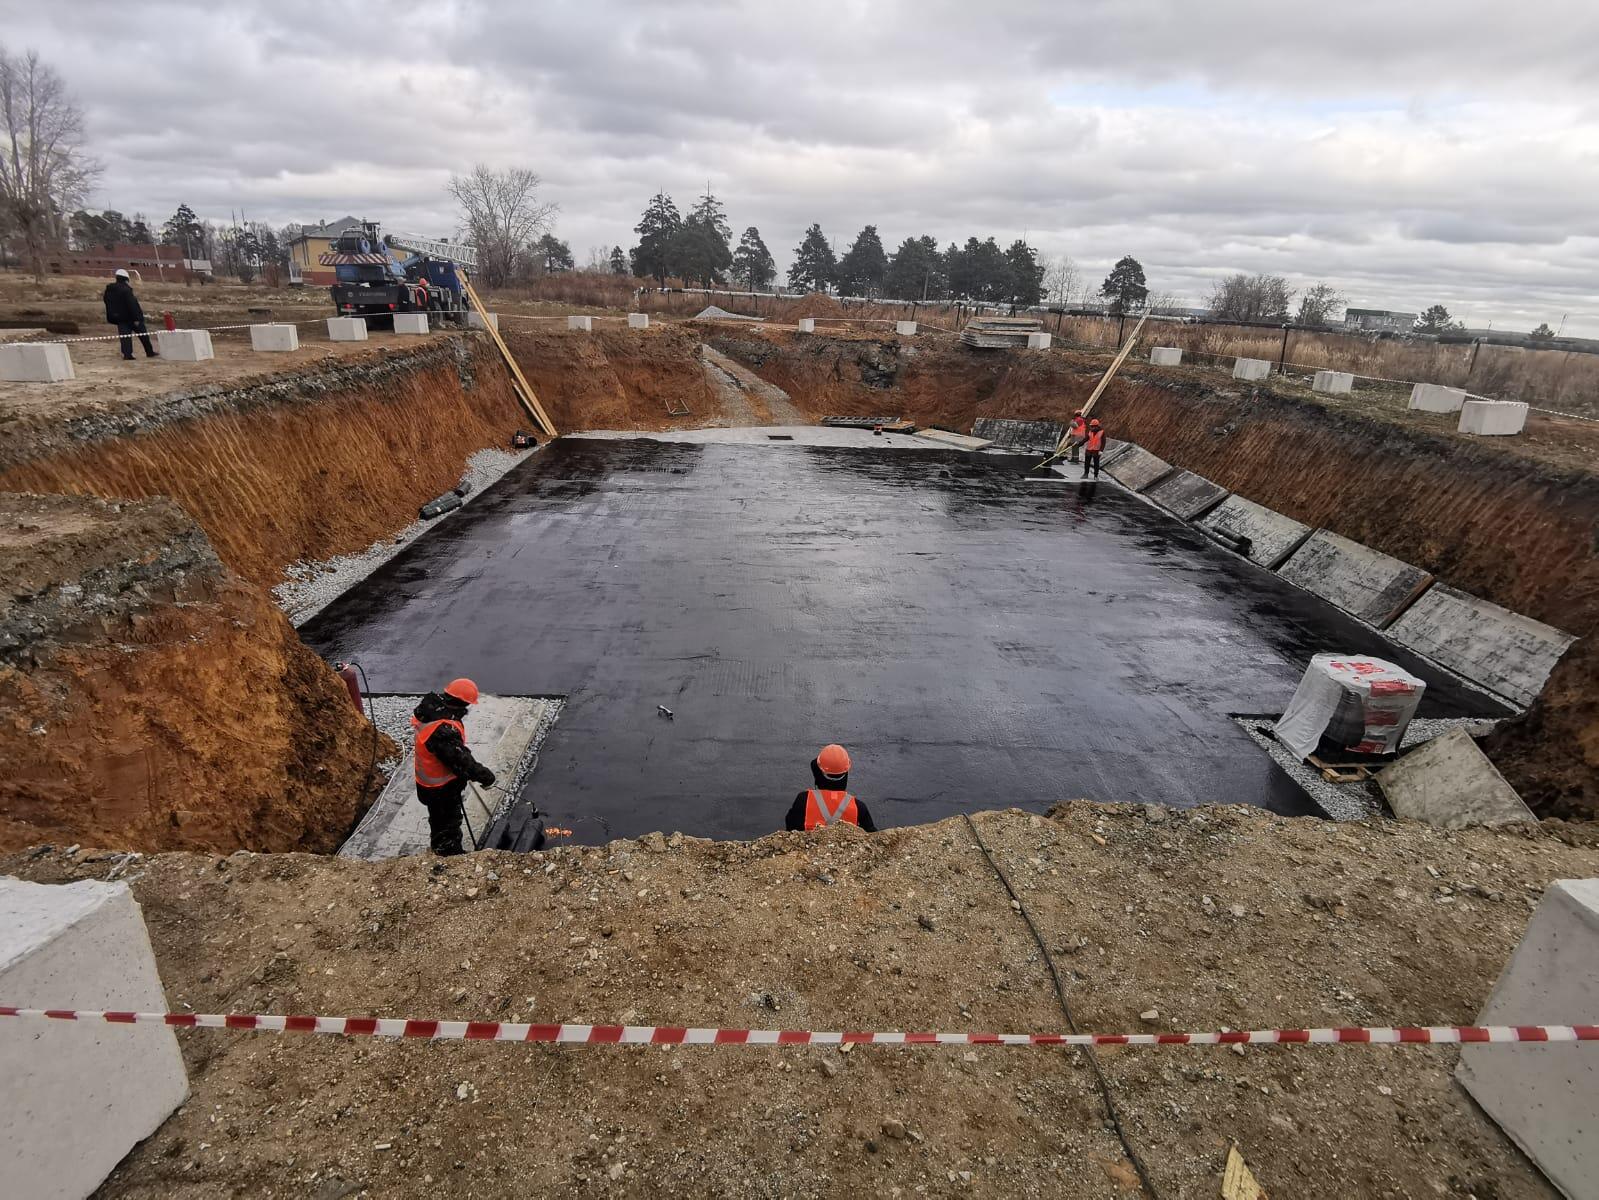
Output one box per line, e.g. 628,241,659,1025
447,165,557,288
0,47,99,279
1294,282,1344,327
1043,254,1079,307
1207,272,1295,323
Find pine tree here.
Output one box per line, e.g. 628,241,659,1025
674,192,733,287
948,237,1009,301
731,227,776,290
630,193,682,284
609,246,628,275
1099,255,1149,315
162,203,204,256
788,224,836,292
536,234,574,272
1003,240,1045,306
883,236,944,300
835,225,888,296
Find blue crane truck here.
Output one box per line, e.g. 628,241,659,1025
321,222,476,327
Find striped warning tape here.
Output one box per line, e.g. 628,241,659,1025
2,1008,1594,1047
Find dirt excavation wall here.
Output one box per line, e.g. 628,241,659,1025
503,323,716,431
0,493,390,854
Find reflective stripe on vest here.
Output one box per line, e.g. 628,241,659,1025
804,788,859,830
1085,429,1106,452
413,717,466,787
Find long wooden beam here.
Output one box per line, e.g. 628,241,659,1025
461,274,557,438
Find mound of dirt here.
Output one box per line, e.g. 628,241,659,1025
785,292,845,320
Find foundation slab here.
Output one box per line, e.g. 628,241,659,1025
1233,357,1271,381
327,317,369,342
1387,583,1575,708
1377,727,1535,828
1313,370,1353,395
1149,347,1182,366
156,329,214,361
0,342,74,381
249,323,299,352
1457,879,1599,1200
1143,469,1229,520
627,312,650,330
393,313,429,335
1459,399,1527,435
0,877,188,1200
1276,530,1432,627
1105,444,1175,492
567,315,593,332
1197,495,1313,569
1409,383,1466,413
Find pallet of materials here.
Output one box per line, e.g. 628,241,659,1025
959,317,1044,349
821,416,915,431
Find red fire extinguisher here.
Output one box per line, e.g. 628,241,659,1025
333,662,364,714
161,311,177,331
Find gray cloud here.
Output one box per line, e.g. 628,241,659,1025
4,0,1596,332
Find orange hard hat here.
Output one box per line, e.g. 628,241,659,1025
817,743,851,778
443,677,480,705
1089,418,1102,427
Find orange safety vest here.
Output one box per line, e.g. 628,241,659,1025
1085,428,1106,452
412,717,465,788
1069,417,1087,438
803,789,859,830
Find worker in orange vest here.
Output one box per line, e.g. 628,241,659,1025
785,743,878,832
1065,410,1088,463
411,677,497,855
1082,419,1107,479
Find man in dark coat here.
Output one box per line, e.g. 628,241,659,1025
103,268,158,360
411,678,497,855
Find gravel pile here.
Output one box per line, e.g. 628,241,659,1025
274,446,537,625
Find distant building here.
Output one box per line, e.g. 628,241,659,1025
1344,308,1417,333
288,216,366,285
43,242,210,282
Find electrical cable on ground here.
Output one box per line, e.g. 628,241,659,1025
961,812,1164,1200
348,661,382,816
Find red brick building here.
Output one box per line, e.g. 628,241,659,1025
43,243,212,283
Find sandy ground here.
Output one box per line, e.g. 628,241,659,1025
7,803,1596,1198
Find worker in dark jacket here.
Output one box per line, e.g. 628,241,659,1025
784,743,877,832
102,268,158,361
411,678,496,855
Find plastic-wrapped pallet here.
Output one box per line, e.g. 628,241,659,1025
1273,654,1425,761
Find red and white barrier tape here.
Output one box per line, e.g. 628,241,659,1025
2,1007,1594,1048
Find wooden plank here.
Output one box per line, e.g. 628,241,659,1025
1221,1144,1268,1200
460,274,557,438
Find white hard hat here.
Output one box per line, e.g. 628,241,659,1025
114,268,129,278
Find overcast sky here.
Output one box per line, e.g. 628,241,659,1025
9,0,1599,333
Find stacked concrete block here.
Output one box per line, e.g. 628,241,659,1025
393,313,429,335
627,312,650,330
796,318,816,333
467,311,499,333
249,324,299,352
1458,399,1527,436
327,317,369,342
1149,347,1182,366
1312,370,1353,395
0,878,189,1199
1408,382,1466,413
156,329,214,361
0,342,74,382
567,315,593,332
896,321,917,336
1026,332,1053,350
1232,357,1271,381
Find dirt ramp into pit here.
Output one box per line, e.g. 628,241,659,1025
0,493,390,854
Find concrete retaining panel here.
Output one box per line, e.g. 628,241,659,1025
1197,495,1313,570
1143,469,1229,520
249,323,299,352
327,317,369,342
971,418,1064,453
1312,369,1353,395
0,877,188,1199
393,313,429,335
156,329,214,361
467,311,499,332
1387,583,1575,707
1409,382,1465,413
1150,347,1182,366
1233,357,1271,381
896,321,917,336
1098,438,1135,468
1377,727,1536,828
1026,332,1052,349
1105,445,1175,492
1275,530,1432,626
567,315,593,332
627,312,650,329
1457,878,1599,1200
1459,399,1527,436
0,342,74,381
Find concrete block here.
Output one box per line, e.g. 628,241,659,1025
1232,357,1271,381
467,311,498,333
1408,382,1466,413
1457,879,1599,1200
627,312,650,330
326,317,369,342
0,342,74,382
249,323,299,352
567,315,593,332
1312,369,1353,395
796,318,816,333
1376,727,1536,828
1276,530,1432,627
1198,495,1313,570
393,313,429,335
1150,346,1183,366
896,321,917,336
1387,583,1575,708
1026,332,1053,350
1459,398,1527,436
155,329,214,362
0,877,188,1199
1143,468,1229,520
1105,445,1175,492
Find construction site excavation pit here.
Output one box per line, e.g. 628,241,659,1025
300,427,1509,845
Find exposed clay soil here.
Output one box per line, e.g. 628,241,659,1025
6,803,1595,1198
501,323,716,432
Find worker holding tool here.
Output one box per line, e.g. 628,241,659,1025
411,678,496,855
784,743,878,832
1082,419,1107,479
1065,410,1088,464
